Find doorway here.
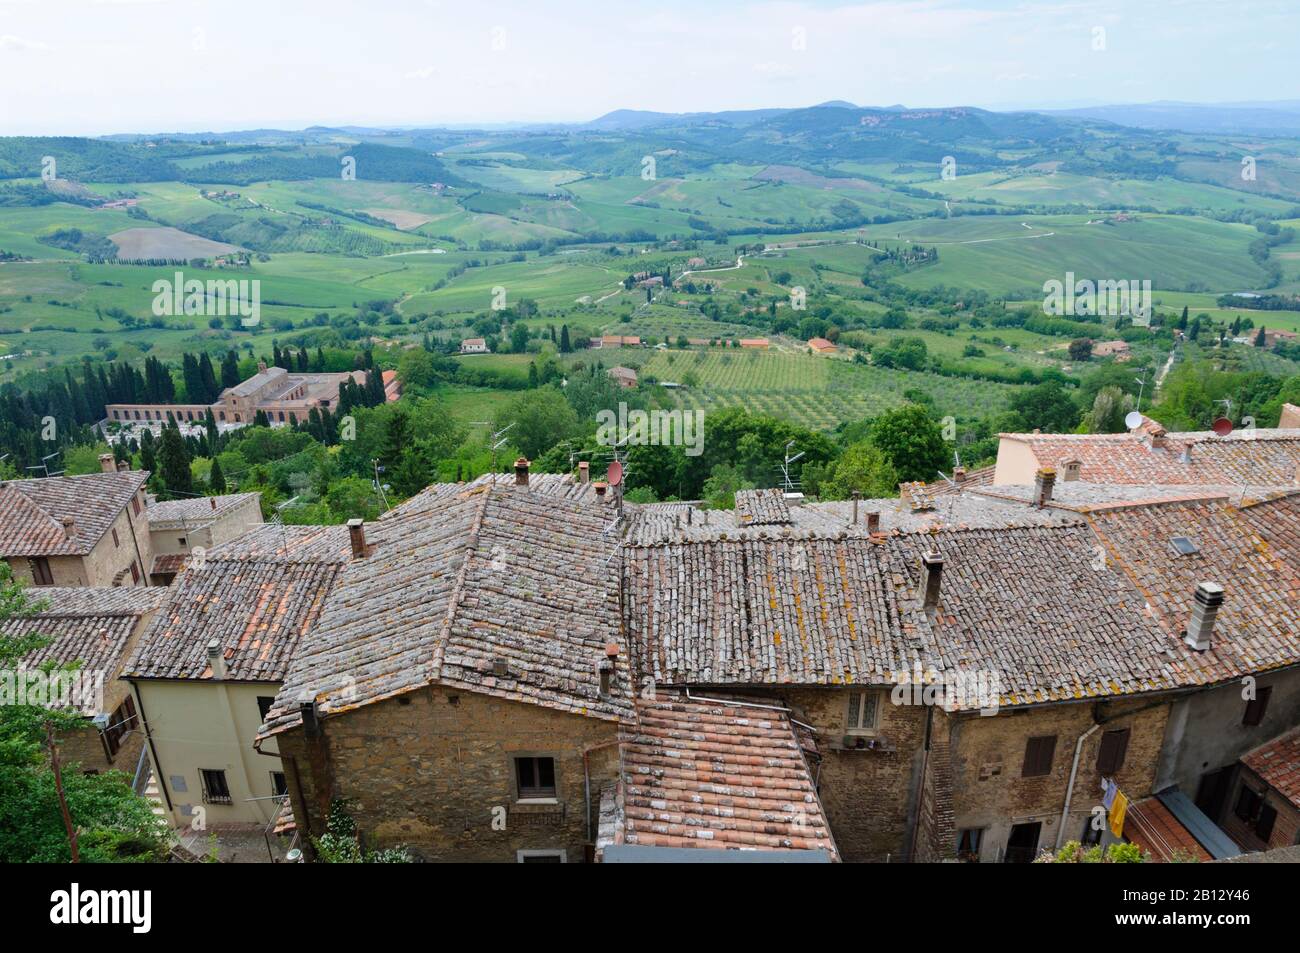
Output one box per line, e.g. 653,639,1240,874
1004,822,1042,863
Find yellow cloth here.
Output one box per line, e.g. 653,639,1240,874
1108,791,1129,838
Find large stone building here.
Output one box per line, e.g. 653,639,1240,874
104,361,393,431
145,491,263,584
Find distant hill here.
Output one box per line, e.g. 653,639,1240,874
1039,100,1300,136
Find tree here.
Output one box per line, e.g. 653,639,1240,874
818,441,900,500
220,349,241,389
1082,386,1132,434
559,324,572,353
1255,326,1267,347
1007,381,1081,434
0,564,169,862
868,404,949,484
1068,338,1093,362
208,456,227,493
495,388,579,460
157,422,193,496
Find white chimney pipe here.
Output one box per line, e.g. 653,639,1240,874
207,639,227,679
1184,581,1224,651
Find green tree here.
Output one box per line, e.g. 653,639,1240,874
208,456,227,493
868,404,949,484
819,441,900,500
1007,381,1081,433
157,423,193,496
495,388,579,460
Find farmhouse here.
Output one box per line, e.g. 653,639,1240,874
607,366,638,388
106,361,373,429
808,336,837,353
1091,340,1130,359
740,337,770,349
459,337,489,354
590,335,641,348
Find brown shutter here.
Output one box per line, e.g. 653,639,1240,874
1243,686,1272,726
1022,735,1057,777
1096,728,1131,775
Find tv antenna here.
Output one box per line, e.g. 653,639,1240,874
780,440,805,494
1133,374,1148,413
26,452,64,478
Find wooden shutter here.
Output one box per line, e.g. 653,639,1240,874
1096,728,1131,775
1022,735,1057,777
1243,687,1272,726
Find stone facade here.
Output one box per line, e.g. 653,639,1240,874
279,687,621,863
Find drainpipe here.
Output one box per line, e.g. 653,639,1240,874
1056,723,1100,849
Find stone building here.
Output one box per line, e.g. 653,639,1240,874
2,586,168,778
105,361,379,430
145,491,263,584
0,465,153,588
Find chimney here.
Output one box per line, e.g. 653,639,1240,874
919,551,944,610
594,481,608,501
1179,443,1193,465
209,497,217,510
300,700,321,739
60,518,76,540
493,658,509,677
1033,467,1056,508
99,453,116,473
577,461,590,484
1184,581,1224,651
116,460,130,472
953,466,967,484
207,639,227,679
346,518,367,559
851,490,860,525
866,512,881,534
257,360,267,373
514,457,530,487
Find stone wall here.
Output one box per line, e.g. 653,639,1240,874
279,687,621,863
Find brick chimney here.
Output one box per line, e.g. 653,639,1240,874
953,466,967,484
257,360,267,373
1033,467,1056,508
514,457,530,487
60,518,76,540
919,552,944,610
594,481,608,501
598,642,619,697
346,518,368,559
577,461,590,483
866,512,881,534
1184,581,1224,651
99,453,116,473
207,639,227,679
116,460,130,472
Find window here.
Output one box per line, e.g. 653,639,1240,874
31,557,54,586
101,696,138,759
129,562,140,585
957,828,982,862
131,496,141,516
514,756,556,800
517,850,566,863
1096,728,1131,775
846,690,879,732
257,696,276,722
270,772,288,797
1243,687,1272,726
1256,803,1278,842
1234,786,1262,824
1081,817,1103,846
200,769,232,805
177,537,187,547
112,528,120,548
1022,735,1057,778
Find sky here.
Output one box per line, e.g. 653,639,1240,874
1,0,1298,135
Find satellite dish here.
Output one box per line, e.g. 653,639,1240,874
1211,417,1234,437
606,460,623,487
1124,411,1144,430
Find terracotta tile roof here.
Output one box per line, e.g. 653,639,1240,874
3,586,167,715
121,527,349,682
624,524,1178,707
1125,796,1214,862
734,488,792,526
149,553,190,577
381,472,600,521
999,428,1300,486
260,482,634,739
930,465,996,495
0,471,149,556
146,492,260,528
615,693,838,857
1087,495,1300,687
1241,727,1300,809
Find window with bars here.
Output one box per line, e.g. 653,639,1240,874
514,756,556,800
846,690,879,732
200,769,232,805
